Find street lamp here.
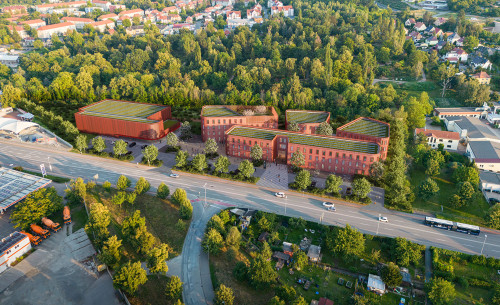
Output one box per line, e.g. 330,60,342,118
480,234,488,255
284,195,287,215
48,157,52,172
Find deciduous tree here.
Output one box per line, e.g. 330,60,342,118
418,177,439,200
214,156,230,174
327,224,365,260
325,174,342,195
117,175,131,191
382,262,402,287
294,169,311,191
113,261,147,295
238,160,255,179
166,132,179,147
290,151,305,168
427,278,456,305
135,177,150,194
165,276,183,299
157,182,170,199
147,243,169,274
202,228,224,254
192,154,208,172
75,134,88,153
175,150,189,168
352,178,371,198
250,144,263,161
316,121,333,135
113,140,128,157
98,235,122,268
142,145,159,165
214,284,234,305
92,136,106,153
11,187,63,230
204,138,218,155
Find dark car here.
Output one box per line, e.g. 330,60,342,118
141,144,148,149
125,151,133,155
311,181,317,187
129,142,136,148
345,187,352,195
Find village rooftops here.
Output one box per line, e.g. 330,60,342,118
77,100,168,124
227,126,380,154
37,22,75,31
414,128,460,140
285,110,329,124
337,117,389,138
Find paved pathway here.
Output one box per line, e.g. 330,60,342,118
425,246,432,283
257,163,289,189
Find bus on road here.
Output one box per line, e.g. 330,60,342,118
456,222,481,235
424,217,481,235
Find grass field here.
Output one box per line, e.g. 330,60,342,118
410,166,490,226
128,275,181,305
376,81,461,106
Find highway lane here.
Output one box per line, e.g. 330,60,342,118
0,141,499,259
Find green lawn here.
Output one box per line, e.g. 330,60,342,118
410,166,490,226
128,275,181,305
19,168,71,183
163,119,179,129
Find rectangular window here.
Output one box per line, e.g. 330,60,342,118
356,155,359,160
363,156,367,161
309,156,312,160
304,148,306,153
310,149,313,154
212,120,215,124
316,150,319,154
322,151,325,156
329,152,332,156
223,119,226,124
315,157,318,161
291,146,294,151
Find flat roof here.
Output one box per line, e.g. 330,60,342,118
201,106,240,117
0,232,27,255
480,170,500,185
338,118,389,138
227,126,379,154
79,100,167,123
447,116,498,140
0,168,52,209
286,110,329,124
468,141,500,160
435,107,481,113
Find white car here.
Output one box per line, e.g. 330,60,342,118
275,192,286,198
322,202,334,208
169,173,179,178
379,216,388,222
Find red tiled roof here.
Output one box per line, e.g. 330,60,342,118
415,128,460,140
62,17,94,23
472,71,491,79
36,1,86,8
89,19,114,26
37,22,75,31
19,19,45,25
98,13,117,20
118,9,143,16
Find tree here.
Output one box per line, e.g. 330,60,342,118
275,285,296,304
175,150,189,168
327,224,365,260
113,140,128,157
250,252,277,288
393,238,425,267
437,64,458,98
202,228,224,254
11,187,63,230
292,296,307,305
113,261,147,295
325,174,342,195
135,177,151,194
66,177,87,204
179,199,193,220
147,243,169,274
98,235,122,268
487,203,500,229
157,182,170,199
382,262,403,287
290,151,305,168
294,169,311,190
369,161,385,183
143,145,159,165
166,132,179,147
238,160,255,179
165,276,183,299
204,138,218,155
352,178,371,198
418,177,440,200
75,134,88,153
427,278,456,305
112,191,126,208
192,154,208,172
269,296,286,305
180,121,191,139
85,202,111,246
316,121,333,135
226,226,241,248
250,144,263,161
457,181,474,201
122,18,131,27
293,250,308,270
214,156,230,174
92,136,106,153
287,122,300,131
214,284,234,305
453,166,479,186
127,192,137,205
117,175,131,191
122,210,146,240
171,188,188,205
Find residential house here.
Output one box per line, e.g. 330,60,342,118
125,25,145,36
229,208,256,229
61,17,94,29
282,242,294,256
414,128,460,151
367,274,386,296
414,22,426,31
213,0,233,6
163,6,180,14
226,10,241,19
435,40,446,50
193,13,205,20
88,19,115,32
426,36,439,46
36,22,75,39
2,5,26,14
447,32,461,44
268,0,283,7
118,9,145,19
430,28,443,37
185,16,193,23
271,5,294,17
471,71,491,85
409,31,422,41
18,19,46,29
247,4,262,19
227,18,254,29
424,25,435,34
405,18,416,27
92,0,111,11
272,251,290,270
444,115,499,141
98,13,118,21
470,55,492,70
109,4,126,12
434,17,447,26
307,245,321,262
7,25,28,39
475,46,497,57
479,171,500,203
466,141,500,172
443,48,468,62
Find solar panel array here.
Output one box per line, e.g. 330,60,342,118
80,100,167,123
0,168,52,209
0,232,27,254
286,110,329,124
201,106,241,117
228,127,379,154
339,118,389,138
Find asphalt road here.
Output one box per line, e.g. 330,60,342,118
1,141,500,260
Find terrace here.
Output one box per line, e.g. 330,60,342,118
286,110,329,124
338,118,389,138
227,126,379,154
79,100,167,123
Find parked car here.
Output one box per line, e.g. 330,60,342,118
125,151,132,155
275,192,286,198
322,202,334,208
327,206,336,212
129,142,137,148
378,216,388,222
169,173,179,178
141,144,148,149
345,187,352,195
311,181,317,187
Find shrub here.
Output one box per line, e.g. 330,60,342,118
103,181,111,191
157,182,170,199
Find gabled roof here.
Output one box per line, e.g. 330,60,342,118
471,71,491,79
415,128,460,140
37,22,75,31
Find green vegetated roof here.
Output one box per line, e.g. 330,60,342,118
338,118,389,138
201,106,240,117
286,110,329,124
228,127,379,154
80,100,167,123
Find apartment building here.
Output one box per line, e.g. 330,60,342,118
37,22,76,38
285,110,330,134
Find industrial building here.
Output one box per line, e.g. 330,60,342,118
201,105,278,142
0,167,52,211
0,232,31,273
285,110,330,134
74,100,175,140
225,123,386,175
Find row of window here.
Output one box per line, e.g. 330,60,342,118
290,145,374,162
430,138,454,143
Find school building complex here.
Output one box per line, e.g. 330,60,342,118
285,110,330,134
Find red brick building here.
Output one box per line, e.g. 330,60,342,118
225,123,387,175
201,105,278,143
336,117,390,160
285,110,330,134
75,100,176,140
